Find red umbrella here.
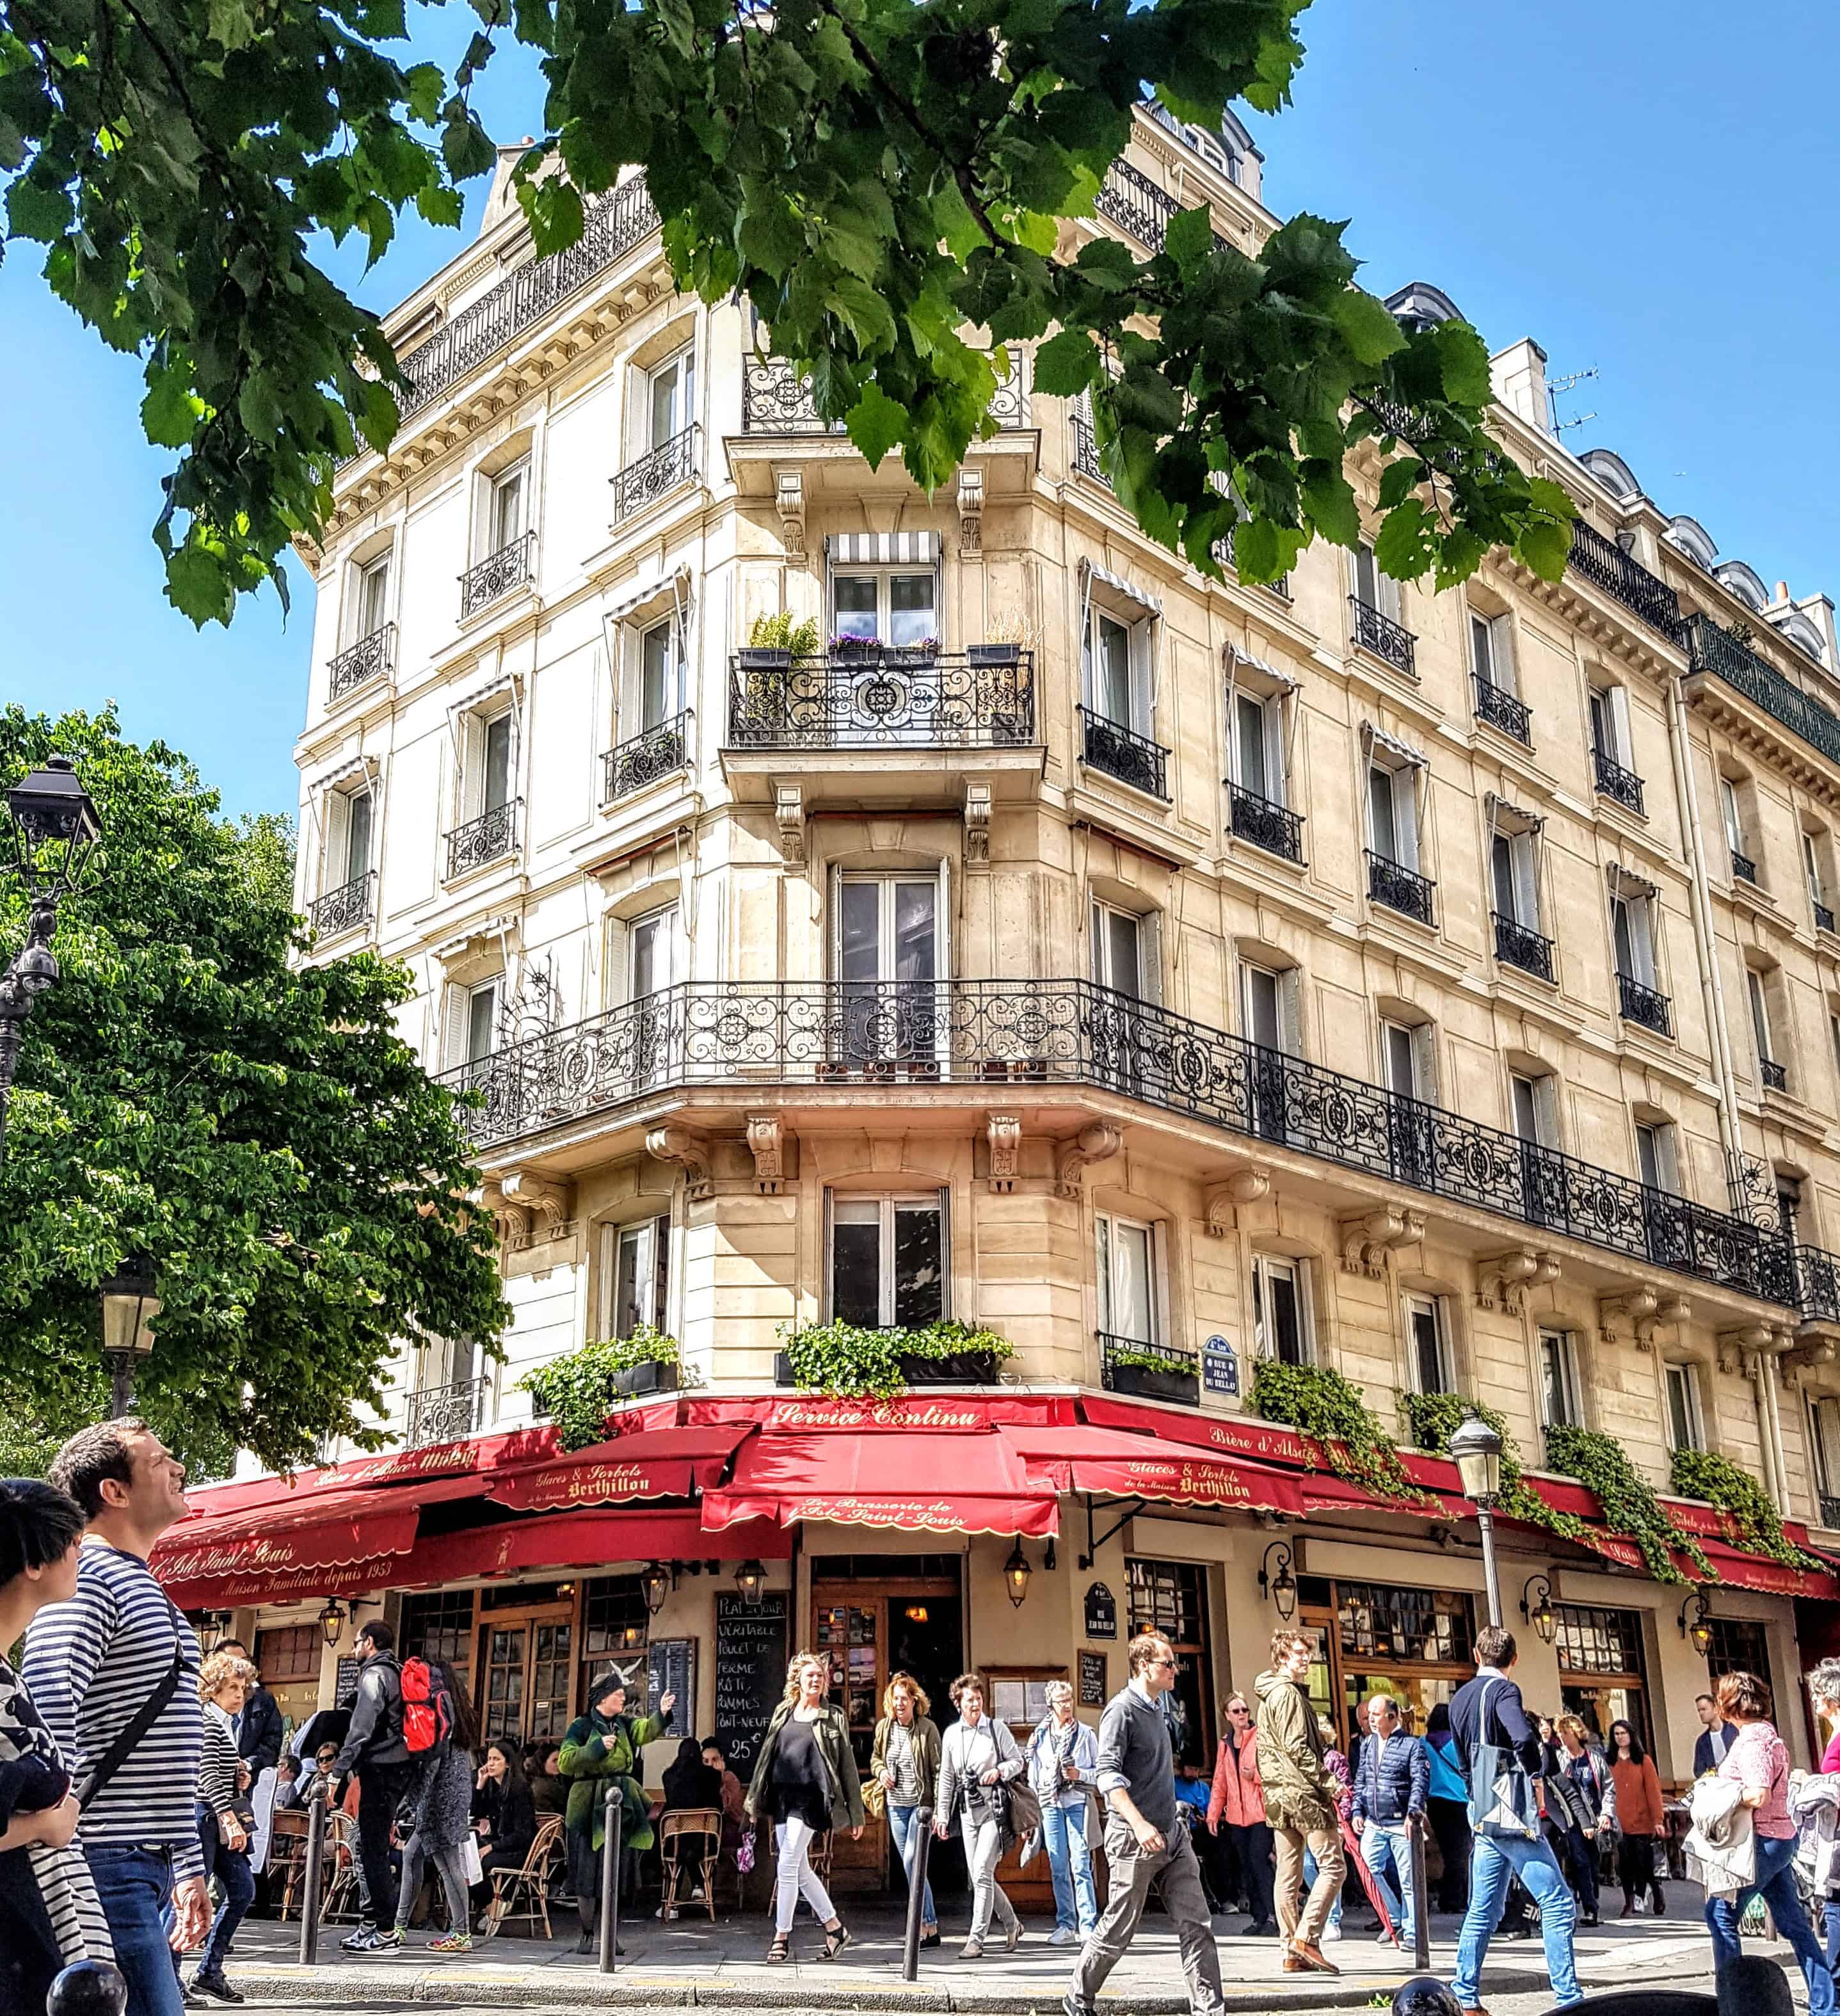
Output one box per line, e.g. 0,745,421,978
1340,1818,1402,1944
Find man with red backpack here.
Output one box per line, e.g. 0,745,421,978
331,1622,413,1952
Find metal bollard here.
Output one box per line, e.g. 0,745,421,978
298,1791,328,1966
46,1961,126,2016
1409,1809,1430,1975
598,1784,625,1975
900,1805,935,1983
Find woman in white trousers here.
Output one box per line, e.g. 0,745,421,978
935,1671,1026,1958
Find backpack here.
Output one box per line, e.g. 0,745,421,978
401,1657,453,1755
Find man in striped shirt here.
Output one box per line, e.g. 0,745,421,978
25,1421,207,2016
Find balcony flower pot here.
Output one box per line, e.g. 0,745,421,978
967,643,1021,667
830,636,883,664
1106,1358,1199,1407
609,1359,680,1399
737,646,792,671
898,1348,1000,1386
773,1350,798,1388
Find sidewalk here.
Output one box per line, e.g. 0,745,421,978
225,1903,1745,2012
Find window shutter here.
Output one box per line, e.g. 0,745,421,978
605,913,632,1009
441,986,470,1073
937,856,952,984
1489,614,1517,696
936,1185,952,1320
1264,698,1286,809
821,1187,835,1324
460,715,484,822
1380,570,1402,627
1279,967,1304,1057
1141,617,1160,732
323,790,351,891
651,1213,671,1331
1139,913,1164,1006
669,904,687,988
829,862,844,981
1095,1215,1112,1335
1609,684,1633,765
1396,769,1420,870
1533,1074,1561,1148
1631,898,1656,986
1513,834,1540,931
1091,902,1106,986
1410,1021,1438,1104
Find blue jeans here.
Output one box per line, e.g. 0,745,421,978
887,1804,937,1928
86,1847,186,2016
1361,1821,1416,1946
200,1843,254,1975
1303,1845,1343,1930
1453,1832,1580,2010
1041,1796,1098,1936
1708,1832,1834,2015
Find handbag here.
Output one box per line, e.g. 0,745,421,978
1468,1680,1540,1842
461,1833,484,1885
217,1796,258,1848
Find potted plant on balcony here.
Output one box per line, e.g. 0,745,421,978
737,610,819,670
1103,1342,1199,1407
774,1317,1014,1397
520,1324,686,1450
829,631,883,665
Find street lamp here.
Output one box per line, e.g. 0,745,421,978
0,755,102,1161
1003,1537,1032,1608
99,1253,161,1420
1450,1411,1505,1629
1519,1573,1556,1644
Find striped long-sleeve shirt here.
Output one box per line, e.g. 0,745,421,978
199,1704,241,1819
22,1537,204,1880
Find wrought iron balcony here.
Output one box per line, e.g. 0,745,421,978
1071,412,1111,489
460,532,536,619
603,714,690,801
742,353,1027,432
1796,1245,1840,1324
445,799,520,879
404,1376,487,1450
1493,911,1555,983
1094,158,1181,250
728,652,1035,750
1228,783,1304,862
437,976,1797,1304
1761,1057,1788,1093
1731,849,1758,886
1567,521,1683,639
1473,675,1533,744
1823,1494,1840,1533
1685,613,1840,774
1367,851,1435,925
1350,597,1416,676
1592,746,1645,815
1617,972,1672,1037
1818,902,1837,935
1098,1332,1200,1405
1080,706,1170,799
310,871,374,938
612,425,698,522
328,624,394,701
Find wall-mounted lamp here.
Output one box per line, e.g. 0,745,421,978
1259,1540,1297,1622
1680,1587,1715,1659
318,1598,346,1650
1519,1574,1556,1644
640,1560,672,1617
733,1558,768,1608
1004,1537,1033,1609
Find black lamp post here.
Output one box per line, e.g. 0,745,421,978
0,756,101,1161
99,1253,161,1420
1450,1411,1505,1629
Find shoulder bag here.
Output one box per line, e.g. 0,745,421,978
1468,1679,1540,1842
76,1624,187,1812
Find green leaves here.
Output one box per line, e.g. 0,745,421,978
1332,286,1407,367
1031,326,1101,397
845,380,907,469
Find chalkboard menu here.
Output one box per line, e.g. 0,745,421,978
1078,1649,1108,1708
712,1592,788,1770
646,1636,696,1736
333,1656,360,1709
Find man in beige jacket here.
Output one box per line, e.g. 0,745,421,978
1252,1628,1345,1975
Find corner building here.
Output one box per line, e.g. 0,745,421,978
166,109,1840,1896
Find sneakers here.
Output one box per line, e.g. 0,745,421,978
1322,1922,1343,1942
429,1932,472,1954
339,1926,380,1953
1048,1926,1078,1948
189,1974,244,2006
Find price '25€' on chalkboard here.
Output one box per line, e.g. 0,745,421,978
713,1592,788,1772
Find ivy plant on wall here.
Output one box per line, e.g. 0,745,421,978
1545,1425,1710,1587
1670,1448,1820,1572
1397,1390,1590,1551
780,1318,1014,1401
1249,1360,1434,1510
520,1325,683,1452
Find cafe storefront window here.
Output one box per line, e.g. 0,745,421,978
1297,1575,1476,1743
1555,1603,1652,1754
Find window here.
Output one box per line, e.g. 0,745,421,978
255,1624,323,1686
461,708,515,823
1809,1396,1840,1519
1354,541,1401,623
1587,685,1624,765
1091,901,1158,1002
1380,1017,1435,1101
1491,827,1540,929
1539,1329,1582,1430
829,1193,945,1327
1125,1558,1212,1766
1251,1253,1309,1364
1554,1603,1650,1753
839,876,937,987
1368,758,1418,868
1634,1120,1677,1196
1339,1581,1473,1667
1775,1172,1803,1240
1469,610,1517,694
445,977,500,1071
401,1590,476,1698
1232,689,1285,804
601,1213,669,1339
1610,888,1657,987
629,904,678,1001
325,785,372,890
488,460,529,555
1747,968,1777,1070
1404,1293,1452,1395
1705,1619,1772,1705
1510,1071,1557,1148
833,568,936,646
646,346,695,451
354,552,391,641
1720,777,1751,866
637,619,683,732
1083,605,1149,732
1096,1213,1158,1344
1240,960,1301,1054
1664,1361,1704,1452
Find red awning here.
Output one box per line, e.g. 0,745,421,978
684,1393,1076,1434
1000,1425,1310,1516
1689,1537,1840,1601
701,1430,1059,1538
486,1426,749,1514
402,1507,792,1586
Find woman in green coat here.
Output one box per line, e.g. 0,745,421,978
558,1669,676,1953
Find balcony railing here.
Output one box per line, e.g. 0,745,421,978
460,531,535,620
328,624,394,701
1592,747,1645,816
1731,849,1759,886
1685,613,1840,774
1493,911,1555,982
1094,158,1183,251
728,652,1035,750
310,871,374,938
1080,706,1170,799
1071,412,1110,489
445,798,520,880
1474,675,1533,744
1818,902,1837,935
742,353,1027,433
1567,522,1683,638
1823,1494,1840,1533
1367,851,1435,925
1761,1057,1788,1093
1796,1245,1840,1324
403,1376,488,1450
1350,597,1416,676
1617,972,1672,1037
1228,783,1304,863
612,425,698,523
1098,1332,1200,1404
603,714,691,801
437,976,1796,1304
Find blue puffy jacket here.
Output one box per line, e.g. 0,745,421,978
1350,1729,1428,1825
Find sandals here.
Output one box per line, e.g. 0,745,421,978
767,1933,791,1964
821,1922,853,1960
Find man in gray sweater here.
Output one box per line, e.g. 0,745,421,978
1065,1633,1224,2016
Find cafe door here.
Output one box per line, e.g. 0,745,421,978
479,1594,577,1743
811,1556,962,1894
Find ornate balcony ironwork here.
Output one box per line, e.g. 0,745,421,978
404,1376,487,1450
603,713,690,801
1493,911,1555,982
310,871,374,938
613,426,698,523
437,977,1798,1304
1731,849,1759,886
1228,783,1304,863
1473,675,1533,744
1094,158,1183,250
1567,522,1683,639
328,625,394,701
460,532,535,620
1617,972,1672,1037
445,799,520,880
1797,1245,1840,1324
1823,1494,1840,1533
1761,1057,1788,1093
742,353,1027,433
1592,747,1645,815
1685,614,1840,774
1098,1332,1201,1405
1071,412,1111,489
728,652,1035,750
1817,902,1836,935
1080,706,1170,799
1350,597,1416,676
1366,851,1435,925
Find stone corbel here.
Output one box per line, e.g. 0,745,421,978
774,469,806,557
774,782,806,866
1338,1206,1427,1279
1203,1169,1270,1236
646,1124,712,1201
1716,1322,1776,1377
479,1180,531,1254
964,781,993,865
1055,1121,1123,1200
746,1115,787,1195
500,1170,575,1245
986,1113,1021,1194
957,465,985,556
1475,1248,1562,1312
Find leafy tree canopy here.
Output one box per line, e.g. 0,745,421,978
0,709,508,1473
1,0,1573,625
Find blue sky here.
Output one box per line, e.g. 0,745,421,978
7,0,1838,819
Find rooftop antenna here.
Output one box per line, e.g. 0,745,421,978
1548,365,1600,435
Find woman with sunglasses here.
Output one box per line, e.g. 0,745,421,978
1206,1694,1276,1935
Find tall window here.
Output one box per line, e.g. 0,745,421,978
462,709,514,822
1634,1119,1677,1196
1610,888,1658,988
1663,1361,1704,1452
1469,610,1517,694
1251,1254,1309,1364
354,552,391,641
833,567,936,646
628,905,678,1001
1720,777,1750,860
1747,968,1778,1074
1807,832,1832,922
1539,1329,1582,1430
1510,1071,1557,1148
637,619,683,732
1084,606,1148,732
447,976,500,1070
829,1194,945,1328
1092,902,1156,1001
1491,826,1540,930
326,785,372,890
1368,758,1418,868
1404,1293,1452,1395
488,461,529,554
1587,684,1631,765
837,874,940,1065
1096,1213,1158,1344
601,1214,669,1339
1231,689,1285,804
1353,541,1401,623
1240,960,1300,1054
646,347,694,449
1380,1017,1435,1101
1809,1395,1840,1520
